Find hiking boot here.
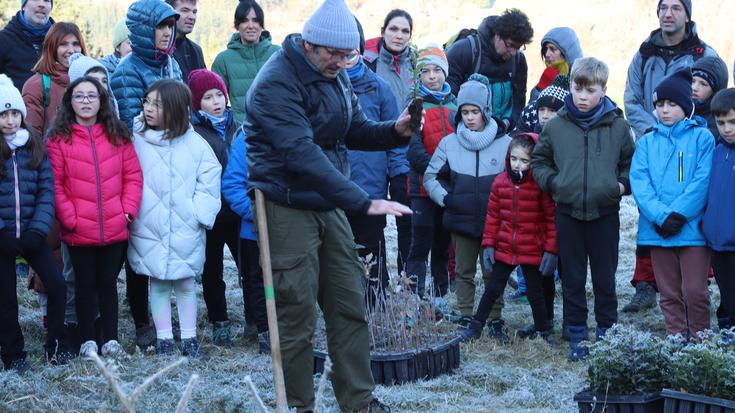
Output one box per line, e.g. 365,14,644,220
135,324,156,350
622,281,657,313
101,340,127,359
212,321,232,347
458,319,483,342
487,319,510,343
79,340,98,359
156,338,175,356
566,325,589,361
456,315,474,328
181,337,205,359
595,326,609,341
505,289,528,304
258,331,271,354
538,330,555,346
8,358,32,374
354,398,391,413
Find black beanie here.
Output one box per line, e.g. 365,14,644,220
653,68,694,118
657,0,691,19
354,16,365,55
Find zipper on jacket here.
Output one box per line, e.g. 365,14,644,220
474,151,480,223
88,127,105,245
511,185,518,264
440,105,448,137
12,152,20,238
583,131,589,218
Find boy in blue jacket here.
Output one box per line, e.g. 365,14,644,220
631,68,715,339
701,88,735,332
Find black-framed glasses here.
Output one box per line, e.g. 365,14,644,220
72,93,99,103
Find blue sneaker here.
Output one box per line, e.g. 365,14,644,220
458,320,483,342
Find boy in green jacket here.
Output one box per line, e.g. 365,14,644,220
531,57,634,361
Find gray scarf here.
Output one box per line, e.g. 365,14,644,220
456,118,499,151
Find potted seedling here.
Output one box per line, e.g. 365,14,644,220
574,325,673,413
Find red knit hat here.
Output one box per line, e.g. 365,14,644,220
187,69,229,111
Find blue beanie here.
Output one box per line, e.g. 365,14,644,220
302,0,359,50
653,68,694,118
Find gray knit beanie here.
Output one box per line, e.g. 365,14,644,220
455,74,493,124
302,0,359,50
658,0,691,19
692,56,729,94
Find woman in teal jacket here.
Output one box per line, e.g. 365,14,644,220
211,1,279,122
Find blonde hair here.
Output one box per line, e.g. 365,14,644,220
570,57,609,88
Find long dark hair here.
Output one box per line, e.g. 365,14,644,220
48,76,130,145
140,79,191,141
0,120,45,178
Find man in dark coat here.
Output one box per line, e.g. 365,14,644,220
165,0,206,81
0,0,54,90
445,8,533,130
246,0,418,411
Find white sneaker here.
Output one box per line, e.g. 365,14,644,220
100,340,127,359
79,340,98,358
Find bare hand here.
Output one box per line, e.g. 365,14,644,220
367,199,413,216
394,107,425,137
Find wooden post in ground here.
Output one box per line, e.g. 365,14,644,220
254,189,288,413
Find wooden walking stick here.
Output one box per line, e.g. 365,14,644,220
254,189,288,413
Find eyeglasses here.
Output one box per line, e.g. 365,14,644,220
502,38,526,52
142,97,162,110
71,93,99,103
658,4,685,14
318,46,360,64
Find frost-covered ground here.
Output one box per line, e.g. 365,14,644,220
0,197,723,412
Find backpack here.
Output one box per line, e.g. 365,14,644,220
444,29,482,75
41,73,51,108
637,38,707,90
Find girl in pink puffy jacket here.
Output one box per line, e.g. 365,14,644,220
46,76,142,359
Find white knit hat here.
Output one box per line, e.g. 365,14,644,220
68,53,108,83
0,74,27,120
302,0,359,50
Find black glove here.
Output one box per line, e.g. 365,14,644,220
0,232,19,255
655,212,686,238
20,231,45,253
482,247,495,271
539,252,558,276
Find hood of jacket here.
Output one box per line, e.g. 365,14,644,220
126,0,179,68
350,61,381,94
650,114,709,137
692,55,729,95
541,27,583,67
477,16,506,64
133,112,194,146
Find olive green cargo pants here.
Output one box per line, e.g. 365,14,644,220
259,200,374,412
453,233,504,319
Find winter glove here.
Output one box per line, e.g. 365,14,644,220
539,252,558,277
0,232,19,255
20,231,45,253
482,248,495,271
655,212,687,239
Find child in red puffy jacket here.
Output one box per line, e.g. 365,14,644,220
46,76,142,359
459,133,557,343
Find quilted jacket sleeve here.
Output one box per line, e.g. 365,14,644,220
46,139,76,231
541,188,557,254
110,63,145,130
192,136,222,230
423,138,449,206
28,154,55,236
120,141,143,220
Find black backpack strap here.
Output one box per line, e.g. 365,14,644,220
468,34,481,74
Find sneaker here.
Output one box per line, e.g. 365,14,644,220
622,281,657,313
212,321,232,347
505,290,528,304
517,324,538,339
456,315,474,328
101,340,127,359
538,330,555,346
156,338,175,355
566,325,590,362
8,358,32,374
79,340,98,359
243,323,258,341
595,326,609,341
487,319,510,344
258,331,271,354
135,324,156,350
354,398,391,413
458,319,483,342
181,337,205,359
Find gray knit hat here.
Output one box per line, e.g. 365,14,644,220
455,74,492,124
0,74,26,120
68,53,109,83
658,0,691,19
302,0,359,50
692,56,729,95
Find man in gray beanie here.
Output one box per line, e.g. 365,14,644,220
245,0,420,411
622,0,718,314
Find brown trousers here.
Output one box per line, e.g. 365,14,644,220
650,246,711,337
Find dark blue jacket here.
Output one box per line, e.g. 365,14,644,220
0,13,53,91
702,138,735,251
222,130,255,240
0,142,54,238
110,0,182,128
347,62,407,200
245,34,405,215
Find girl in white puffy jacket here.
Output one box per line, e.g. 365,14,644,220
127,80,221,357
